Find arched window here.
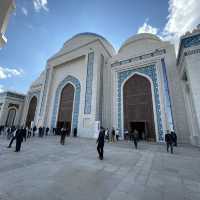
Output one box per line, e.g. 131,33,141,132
123,74,155,141
6,108,16,127
26,96,37,127
57,83,74,132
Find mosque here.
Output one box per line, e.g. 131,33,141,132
0,26,200,146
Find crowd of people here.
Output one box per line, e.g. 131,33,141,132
96,127,140,160
0,125,79,152
0,125,56,152
165,130,177,154
96,127,178,160
0,124,178,158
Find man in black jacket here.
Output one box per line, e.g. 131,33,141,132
15,129,23,152
171,131,177,147
165,130,173,154
96,127,105,160
7,129,16,148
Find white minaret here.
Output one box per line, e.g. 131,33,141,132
0,0,15,48
177,25,200,146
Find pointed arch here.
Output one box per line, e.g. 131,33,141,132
26,96,37,127
6,108,16,127
117,65,164,142
123,73,156,141
57,83,75,131
51,75,81,132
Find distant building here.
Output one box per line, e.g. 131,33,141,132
1,29,199,146
0,0,15,47
0,91,25,127
177,25,200,146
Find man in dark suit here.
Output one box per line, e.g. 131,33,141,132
45,127,49,136
132,129,139,149
38,127,42,137
33,126,37,137
171,131,177,147
96,127,105,160
60,127,67,145
15,128,23,152
165,130,173,154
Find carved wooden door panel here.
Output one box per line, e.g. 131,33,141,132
123,74,155,141
57,84,74,131
26,96,37,127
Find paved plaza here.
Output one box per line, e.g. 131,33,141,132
0,136,200,200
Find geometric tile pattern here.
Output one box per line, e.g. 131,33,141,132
161,58,174,130
182,33,200,48
39,68,50,116
117,65,164,141
84,52,94,114
178,33,200,64
51,75,81,129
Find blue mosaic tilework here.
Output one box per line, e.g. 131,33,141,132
84,52,94,114
161,58,174,130
182,33,200,48
39,68,50,116
178,33,200,64
117,65,164,141
51,75,81,129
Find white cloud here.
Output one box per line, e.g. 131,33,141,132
137,21,158,35
33,0,49,12
137,0,200,52
0,66,23,79
163,0,200,50
0,85,4,93
21,7,28,16
27,24,34,30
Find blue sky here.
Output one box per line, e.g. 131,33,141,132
0,0,199,94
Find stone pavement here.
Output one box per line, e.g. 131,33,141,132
0,136,200,200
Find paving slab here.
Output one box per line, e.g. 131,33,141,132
0,136,200,200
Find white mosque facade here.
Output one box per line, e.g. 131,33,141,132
1,28,200,146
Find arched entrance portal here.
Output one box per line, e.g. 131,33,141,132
6,108,16,127
123,74,156,141
57,83,74,131
26,96,37,128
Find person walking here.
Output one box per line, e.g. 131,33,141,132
33,126,37,137
7,129,17,148
116,129,119,141
73,127,77,137
132,129,139,149
105,128,109,142
60,127,67,145
38,127,42,137
6,127,11,140
96,127,105,160
45,127,49,136
27,127,31,138
111,128,115,143
15,128,23,152
165,130,173,154
171,131,177,147
21,127,27,142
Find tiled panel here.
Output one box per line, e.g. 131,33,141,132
84,52,94,114
39,68,50,116
117,65,164,141
51,75,81,129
